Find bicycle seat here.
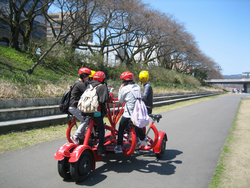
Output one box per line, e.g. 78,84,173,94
81,112,94,117
149,114,162,122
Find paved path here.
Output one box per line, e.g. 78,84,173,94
0,94,244,188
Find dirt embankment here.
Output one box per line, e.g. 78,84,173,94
217,99,250,187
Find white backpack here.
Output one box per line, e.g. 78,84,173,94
77,84,100,113
127,86,150,128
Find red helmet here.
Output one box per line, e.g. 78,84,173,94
93,71,106,82
78,67,91,75
120,71,133,81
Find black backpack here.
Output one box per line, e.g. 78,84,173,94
59,81,78,114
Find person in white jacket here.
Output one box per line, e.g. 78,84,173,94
114,71,141,153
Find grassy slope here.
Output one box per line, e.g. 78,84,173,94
0,46,71,81
0,46,77,98
0,46,225,99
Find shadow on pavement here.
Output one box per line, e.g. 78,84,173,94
76,149,183,186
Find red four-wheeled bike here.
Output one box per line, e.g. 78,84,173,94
54,96,167,182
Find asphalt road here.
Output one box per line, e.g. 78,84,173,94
0,94,244,188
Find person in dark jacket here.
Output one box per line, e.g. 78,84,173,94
135,70,153,146
69,67,91,144
88,71,112,155
140,70,153,114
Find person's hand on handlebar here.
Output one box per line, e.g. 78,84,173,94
110,87,115,93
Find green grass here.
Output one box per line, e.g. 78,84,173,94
0,46,78,84
0,124,68,153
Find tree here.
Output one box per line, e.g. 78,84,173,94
0,0,53,51
26,0,223,79
27,0,77,74
27,0,106,74
71,0,147,66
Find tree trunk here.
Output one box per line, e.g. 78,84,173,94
10,28,21,51
27,41,59,74
23,36,30,51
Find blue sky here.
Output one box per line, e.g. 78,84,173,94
143,0,250,76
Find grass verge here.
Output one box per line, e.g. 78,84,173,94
0,94,224,154
209,99,250,188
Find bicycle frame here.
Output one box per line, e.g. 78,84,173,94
54,96,167,182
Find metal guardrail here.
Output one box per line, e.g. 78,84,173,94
0,91,224,134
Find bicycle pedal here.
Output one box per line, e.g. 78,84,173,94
97,152,106,156
134,150,140,154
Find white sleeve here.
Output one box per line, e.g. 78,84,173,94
118,87,126,104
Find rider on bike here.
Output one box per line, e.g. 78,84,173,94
114,71,141,153
134,71,153,146
69,67,91,144
89,71,112,155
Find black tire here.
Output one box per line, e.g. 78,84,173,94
70,150,93,182
58,158,71,179
156,136,166,159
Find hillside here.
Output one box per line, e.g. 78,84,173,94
0,46,225,99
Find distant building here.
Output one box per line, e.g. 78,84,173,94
0,0,47,48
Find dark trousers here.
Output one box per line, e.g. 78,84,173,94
134,126,145,140
147,108,152,115
93,116,104,146
117,116,130,146
118,107,152,145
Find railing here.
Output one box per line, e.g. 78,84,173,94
0,91,224,134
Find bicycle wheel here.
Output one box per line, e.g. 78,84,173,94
58,158,71,179
156,136,166,159
70,150,93,182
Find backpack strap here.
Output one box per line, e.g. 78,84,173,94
126,102,131,116
127,85,141,99
94,84,102,89
126,85,141,116
89,83,102,90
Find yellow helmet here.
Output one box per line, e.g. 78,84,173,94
89,70,96,78
139,70,149,82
